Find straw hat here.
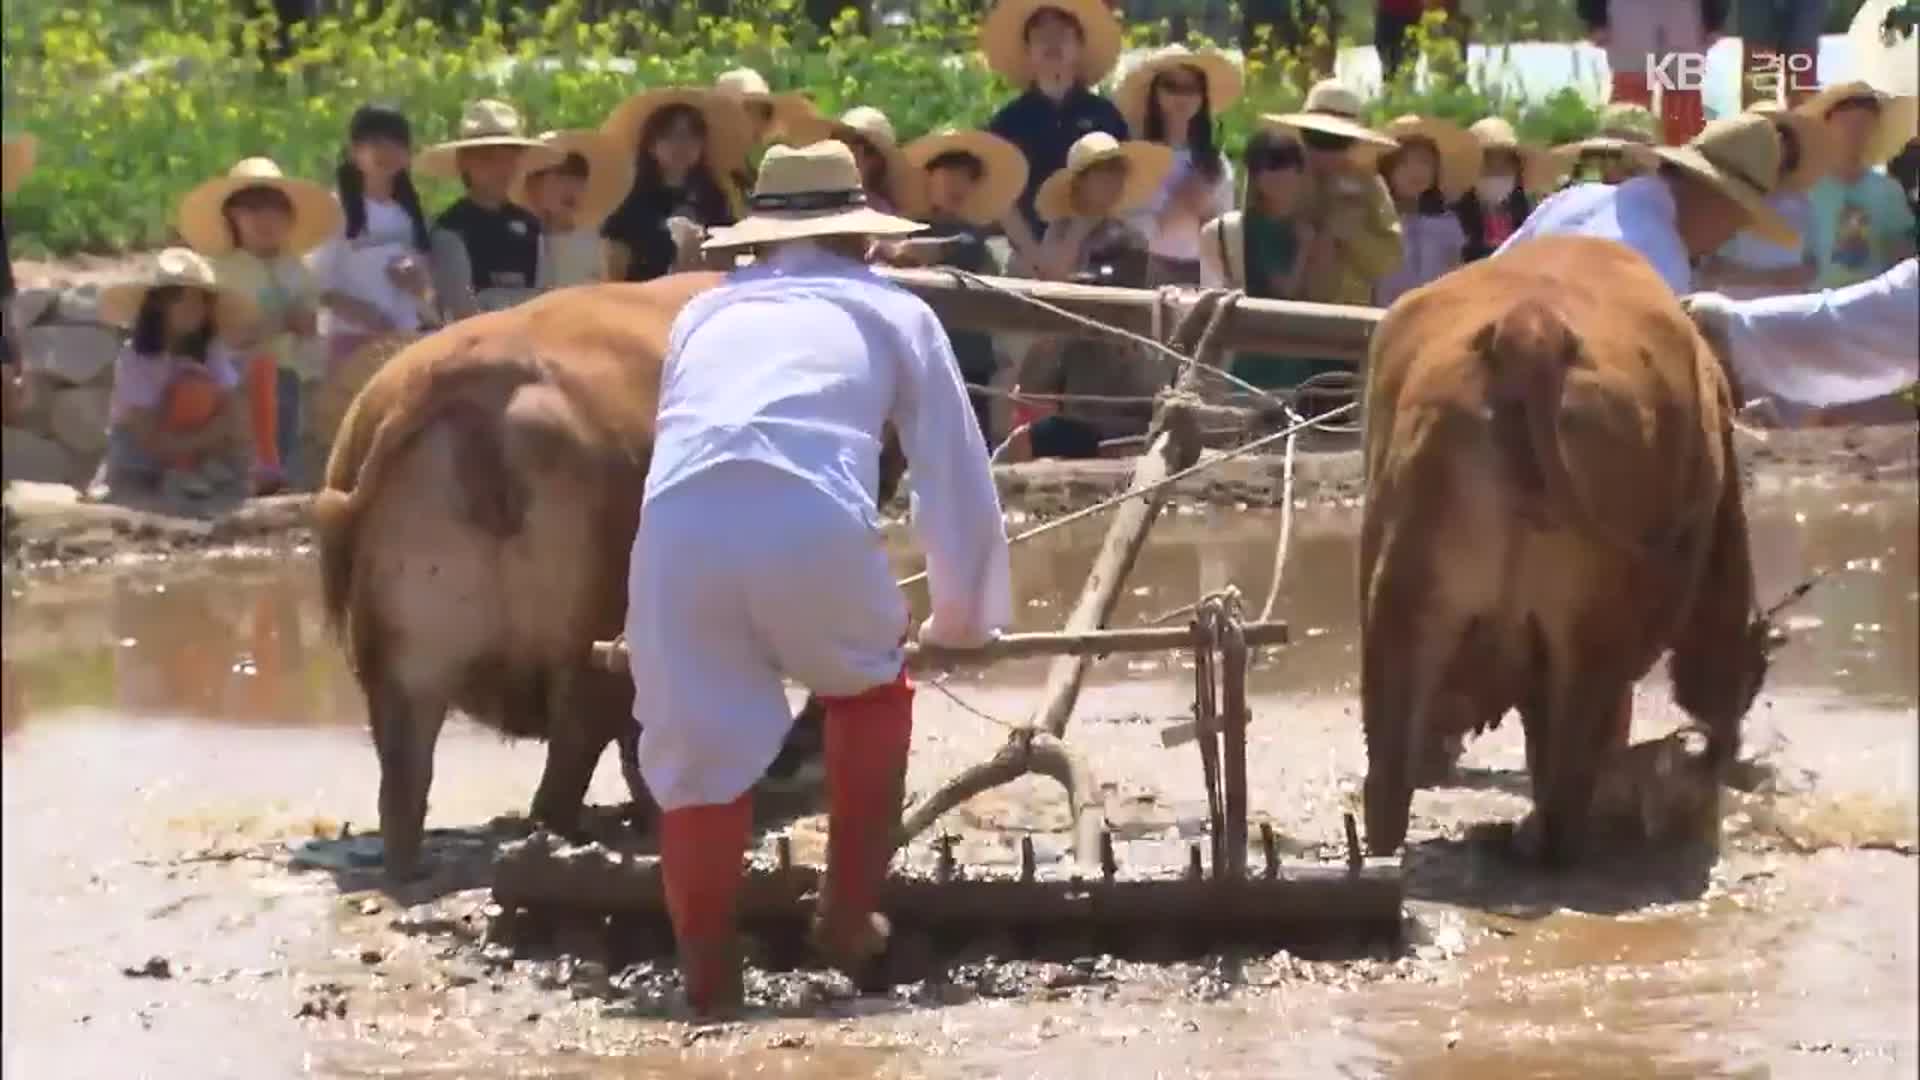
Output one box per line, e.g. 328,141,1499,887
788,106,922,212
902,129,1030,226
702,140,925,251
712,68,820,143
1596,102,1658,144
174,157,344,257
1263,80,1398,156
98,248,259,329
1550,135,1660,174
418,100,564,181
2,133,35,198
1033,131,1174,222
602,87,754,181
1381,114,1481,201
1113,46,1245,134
980,0,1125,88
1651,112,1796,247
1467,117,1560,194
1796,81,1920,166
1749,102,1835,192
509,130,636,228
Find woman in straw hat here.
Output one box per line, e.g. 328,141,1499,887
792,107,919,216
421,99,564,323
1265,79,1405,307
599,87,752,282
884,128,1029,442
2,132,34,424
1455,116,1557,262
626,139,1010,1014
983,0,1128,271
1552,102,1660,186
1501,112,1797,296
178,156,342,494
1115,45,1244,285
511,130,636,289
1373,113,1477,305
1199,129,1319,389
1699,103,1834,300
93,249,258,503
1797,82,1919,288
309,105,434,364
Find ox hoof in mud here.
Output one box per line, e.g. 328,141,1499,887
1510,726,1725,864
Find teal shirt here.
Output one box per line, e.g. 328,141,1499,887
1230,212,1343,394
1809,170,1916,289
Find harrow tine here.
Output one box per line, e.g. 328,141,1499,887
1100,831,1118,883
1261,823,1278,881
1020,836,1037,883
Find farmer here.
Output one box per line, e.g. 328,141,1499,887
1686,257,1919,416
792,107,920,216
625,139,1012,1014
982,0,1129,274
420,99,563,320
1500,111,1794,296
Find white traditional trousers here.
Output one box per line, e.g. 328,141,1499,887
627,460,909,811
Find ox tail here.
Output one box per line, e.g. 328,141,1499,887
1474,298,1586,535
311,360,547,641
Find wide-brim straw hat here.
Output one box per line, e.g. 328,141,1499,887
1596,102,1658,144
510,130,636,227
602,87,754,180
2,134,36,198
175,157,344,257
98,247,260,329
1549,136,1660,174
703,139,925,251
1382,114,1481,201
789,106,921,212
1467,116,1561,194
1651,112,1796,247
1749,101,1836,192
1796,81,1920,166
902,129,1030,226
418,99,564,181
1264,80,1398,158
713,67,821,143
981,0,1125,88
1033,131,1175,222
1114,46,1245,134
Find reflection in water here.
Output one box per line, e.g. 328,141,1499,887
1,484,1914,731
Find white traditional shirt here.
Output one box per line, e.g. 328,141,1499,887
1498,176,1693,294
648,244,1013,647
1707,257,1919,408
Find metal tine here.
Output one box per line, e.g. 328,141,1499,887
1100,831,1118,883
1343,813,1363,874
936,834,957,883
776,835,792,872
1261,823,1278,881
1187,844,1204,882
1020,836,1037,883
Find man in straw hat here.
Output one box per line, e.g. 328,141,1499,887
511,130,636,289
982,0,1128,268
2,131,34,425
1797,81,1918,288
421,99,564,321
1685,257,1917,422
1698,102,1833,299
791,106,920,215
1265,79,1405,307
625,139,1011,1014
1500,111,1797,296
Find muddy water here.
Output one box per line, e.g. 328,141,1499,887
3,483,1916,1078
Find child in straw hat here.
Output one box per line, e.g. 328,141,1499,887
93,249,258,503
512,130,636,289
422,99,564,321
1798,82,1919,288
178,156,342,494
882,128,1029,444
2,132,33,425
599,88,752,282
628,140,1008,1015
1266,80,1405,307
1116,46,1244,286
1373,114,1477,306
1501,112,1799,296
1552,103,1660,187
983,0,1128,273
1455,117,1557,262
1200,129,1319,390
1700,103,1833,300
309,105,434,362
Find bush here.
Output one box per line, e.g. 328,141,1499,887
2,0,1603,256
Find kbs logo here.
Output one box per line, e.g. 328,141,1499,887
1647,52,1820,96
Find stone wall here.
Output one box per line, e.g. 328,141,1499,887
4,286,119,488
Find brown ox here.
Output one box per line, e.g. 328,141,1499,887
1359,236,1771,866
314,275,905,879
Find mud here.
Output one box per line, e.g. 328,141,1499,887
4,479,1917,1077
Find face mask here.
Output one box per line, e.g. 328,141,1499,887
1476,175,1516,203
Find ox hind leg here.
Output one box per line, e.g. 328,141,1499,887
367,672,450,883
1517,650,1634,869
529,662,638,837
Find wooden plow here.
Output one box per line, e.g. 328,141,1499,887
505,280,1402,959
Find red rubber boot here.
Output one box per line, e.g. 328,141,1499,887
813,666,913,984
659,794,752,1014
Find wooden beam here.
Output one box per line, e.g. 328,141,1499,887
874,268,1382,362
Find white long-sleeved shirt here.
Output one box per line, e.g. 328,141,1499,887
1708,257,1919,408
648,245,1013,647
1498,176,1693,294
